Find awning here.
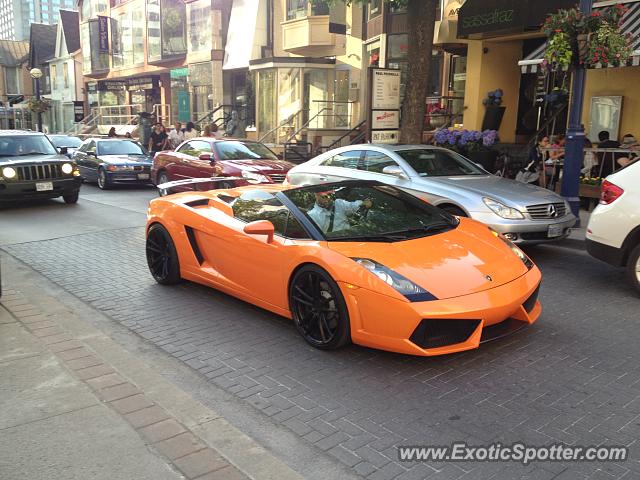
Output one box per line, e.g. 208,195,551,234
223,0,261,70
519,1,640,73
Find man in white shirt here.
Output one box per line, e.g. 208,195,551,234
168,122,184,148
307,190,372,233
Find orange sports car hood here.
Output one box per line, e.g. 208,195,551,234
327,219,529,300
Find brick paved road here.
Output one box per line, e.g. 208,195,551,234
3,189,640,479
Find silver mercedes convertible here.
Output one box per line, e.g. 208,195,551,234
285,144,576,244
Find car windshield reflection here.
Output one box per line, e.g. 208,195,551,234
97,141,146,156
0,136,58,159
214,141,278,161
397,149,486,176
284,183,458,241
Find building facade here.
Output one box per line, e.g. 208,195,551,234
47,10,84,133
0,0,76,41
0,39,32,129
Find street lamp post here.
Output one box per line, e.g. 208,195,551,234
29,67,43,133
560,0,593,228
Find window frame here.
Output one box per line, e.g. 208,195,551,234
320,149,365,169
231,194,311,240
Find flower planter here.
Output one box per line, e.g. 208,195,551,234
579,183,601,198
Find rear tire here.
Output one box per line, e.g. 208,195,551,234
289,265,351,350
146,224,181,285
62,191,79,204
440,204,467,217
626,243,640,295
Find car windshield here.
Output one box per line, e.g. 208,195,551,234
396,149,486,176
0,135,58,159
283,183,458,241
49,135,82,148
214,141,278,161
97,140,146,156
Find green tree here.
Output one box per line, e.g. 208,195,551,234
316,0,438,143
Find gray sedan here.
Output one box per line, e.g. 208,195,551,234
285,144,576,244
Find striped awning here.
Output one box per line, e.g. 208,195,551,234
518,1,640,73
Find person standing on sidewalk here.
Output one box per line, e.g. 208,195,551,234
148,123,169,154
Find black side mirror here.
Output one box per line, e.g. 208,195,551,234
87,151,96,157
59,147,68,155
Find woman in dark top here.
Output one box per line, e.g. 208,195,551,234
148,123,169,153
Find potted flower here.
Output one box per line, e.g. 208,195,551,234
425,103,448,129
481,89,506,131
578,176,602,199
433,129,500,170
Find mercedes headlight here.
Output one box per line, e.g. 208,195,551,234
61,163,73,174
242,170,269,184
483,197,524,219
489,228,533,270
2,166,16,179
352,258,436,302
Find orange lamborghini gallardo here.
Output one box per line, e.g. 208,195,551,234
146,180,542,356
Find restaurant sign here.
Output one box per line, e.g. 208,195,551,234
367,68,402,143
97,16,109,53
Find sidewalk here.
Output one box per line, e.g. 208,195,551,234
0,286,302,480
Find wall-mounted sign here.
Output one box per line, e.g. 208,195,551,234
170,67,188,79
371,130,399,144
73,101,85,123
97,80,127,92
372,110,400,130
97,16,109,53
371,69,401,110
127,76,159,91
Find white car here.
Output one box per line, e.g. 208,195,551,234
586,159,640,293
286,144,576,244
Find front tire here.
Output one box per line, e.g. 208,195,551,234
62,191,79,204
97,168,111,190
289,265,351,350
146,224,181,285
626,243,640,295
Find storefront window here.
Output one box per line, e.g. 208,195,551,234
258,71,276,142
278,68,301,141
147,0,161,61
188,0,212,55
304,69,329,128
132,10,145,65
82,20,109,73
162,0,187,57
5,67,20,94
286,0,329,20
366,42,380,67
81,0,107,20
367,0,382,20
449,55,467,123
334,70,350,127
189,62,212,122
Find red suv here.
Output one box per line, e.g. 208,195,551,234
151,138,294,192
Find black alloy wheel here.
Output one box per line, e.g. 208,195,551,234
289,265,351,350
97,168,110,190
146,224,181,285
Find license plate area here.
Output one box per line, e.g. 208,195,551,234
36,181,53,191
548,224,563,238
137,174,150,180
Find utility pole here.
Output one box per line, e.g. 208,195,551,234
560,0,593,227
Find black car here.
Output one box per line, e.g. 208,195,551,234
0,130,82,203
73,138,153,190
47,134,83,159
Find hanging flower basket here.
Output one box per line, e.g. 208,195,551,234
542,4,631,72
28,98,51,114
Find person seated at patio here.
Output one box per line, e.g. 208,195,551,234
597,130,621,177
543,134,565,189
581,139,598,177
617,133,639,168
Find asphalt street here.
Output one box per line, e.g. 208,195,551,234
1,183,639,480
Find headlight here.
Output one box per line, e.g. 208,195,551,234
482,197,524,219
352,258,436,301
61,163,73,174
2,166,16,179
241,170,269,184
489,228,533,270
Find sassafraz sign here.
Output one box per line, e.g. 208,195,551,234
372,110,400,130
